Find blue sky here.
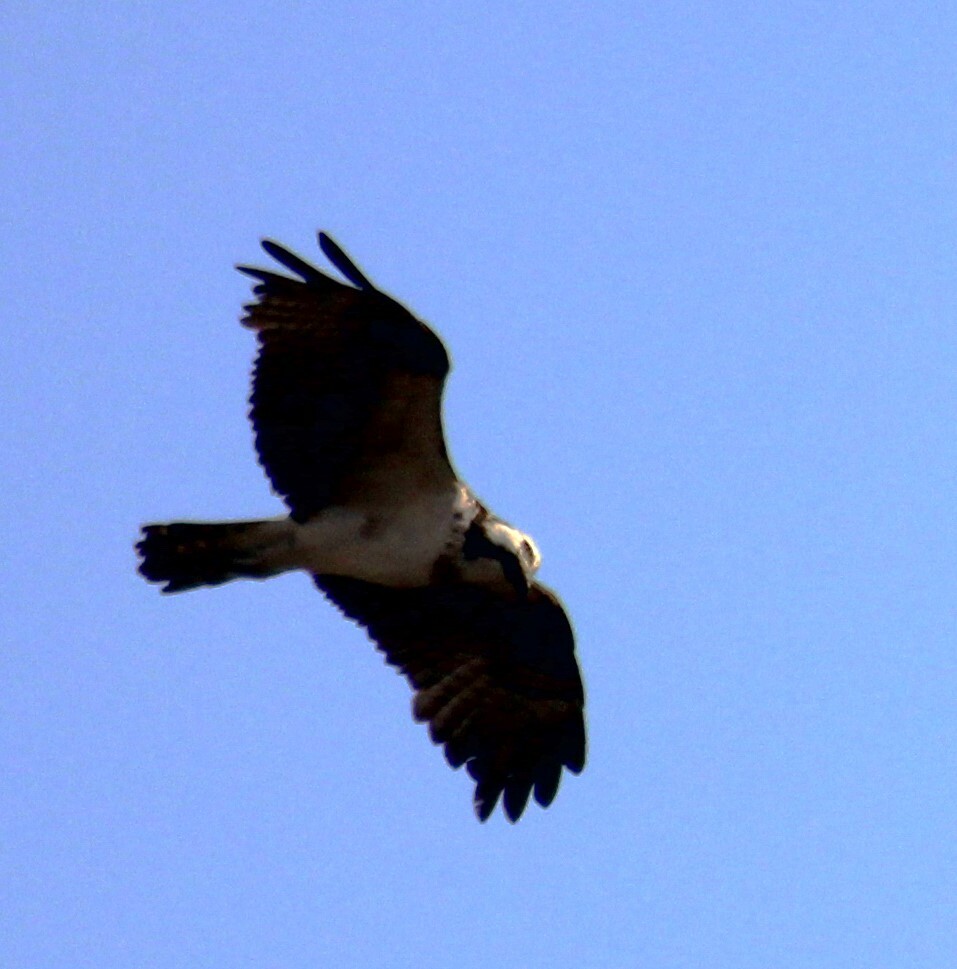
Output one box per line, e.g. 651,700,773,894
4,3,957,966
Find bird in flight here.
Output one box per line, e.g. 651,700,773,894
136,232,585,822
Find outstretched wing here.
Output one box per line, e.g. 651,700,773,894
316,575,586,822
238,233,456,522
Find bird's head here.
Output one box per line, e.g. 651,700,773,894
481,515,540,569
476,515,542,593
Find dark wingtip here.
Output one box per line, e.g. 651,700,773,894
235,264,271,282
236,232,378,298
565,718,587,775
258,239,329,285
503,778,533,822
235,239,329,293
317,231,375,290
533,761,562,809
474,791,497,823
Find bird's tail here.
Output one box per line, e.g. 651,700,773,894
135,519,294,593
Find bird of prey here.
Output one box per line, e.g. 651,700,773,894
136,232,585,822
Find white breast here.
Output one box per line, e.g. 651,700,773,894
285,483,476,587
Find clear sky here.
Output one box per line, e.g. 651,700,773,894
4,3,957,966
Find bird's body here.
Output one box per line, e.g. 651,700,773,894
136,233,585,822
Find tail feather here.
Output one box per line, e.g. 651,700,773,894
136,520,289,593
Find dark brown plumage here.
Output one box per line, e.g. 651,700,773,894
137,233,586,822
239,235,453,521
317,576,585,821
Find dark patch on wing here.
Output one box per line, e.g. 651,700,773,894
237,235,454,521
315,575,586,822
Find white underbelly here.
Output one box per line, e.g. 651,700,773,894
286,486,471,587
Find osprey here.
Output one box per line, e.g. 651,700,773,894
136,233,585,822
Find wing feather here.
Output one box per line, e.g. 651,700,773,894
316,576,586,822
318,231,375,290
237,235,455,521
